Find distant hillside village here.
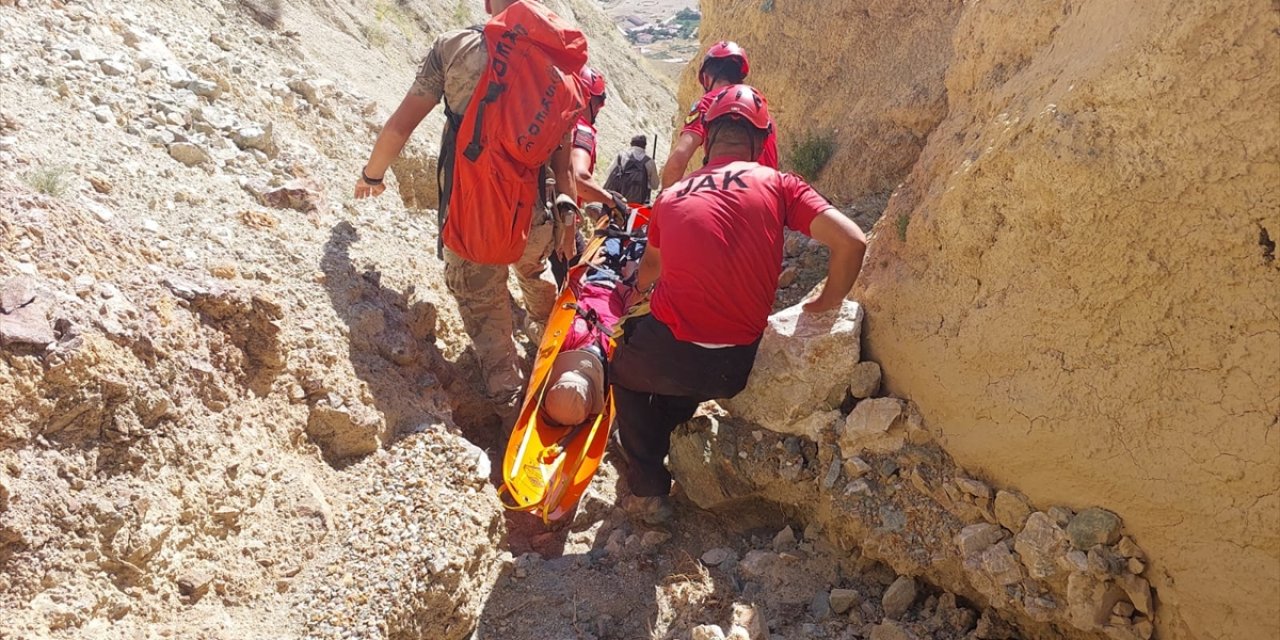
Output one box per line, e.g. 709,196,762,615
615,7,700,44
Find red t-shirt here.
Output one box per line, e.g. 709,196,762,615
648,158,829,345
572,117,598,173
682,91,779,169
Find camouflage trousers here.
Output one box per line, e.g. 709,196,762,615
443,217,558,408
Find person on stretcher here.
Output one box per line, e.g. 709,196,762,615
541,217,648,428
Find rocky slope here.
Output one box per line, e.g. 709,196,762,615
688,0,1279,639
0,0,673,637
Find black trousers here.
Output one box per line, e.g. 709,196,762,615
609,314,759,497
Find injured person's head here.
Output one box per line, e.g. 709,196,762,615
544,349,606,426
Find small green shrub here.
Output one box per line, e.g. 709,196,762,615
373,0,418,38
761,0,775,13
25,166,70,198
788,130,835,181
896,213,910,241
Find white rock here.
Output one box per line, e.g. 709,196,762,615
838,398,905,457
955,523,1005,556
719,300,863,438
188,78,221,100
288,77,334,105
193,105,234,130
70,43,107,62
232,124,273,153
691,625,726,640
81,199,114,222
163,63,195,87
731,603,767,640
99,59,129,76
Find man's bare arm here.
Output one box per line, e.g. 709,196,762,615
354,91,438,198
635,244,662,293
803,209,868,312
550,130,578,203
659,132,701,189
572,147,612,206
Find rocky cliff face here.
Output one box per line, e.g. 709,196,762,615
692,0,1280,639
676,0,961,204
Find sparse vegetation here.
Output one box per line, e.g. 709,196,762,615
359,22,389,48
451,0,472,26
25,165,70,197
373,0,418,40
787,130,835,181
896,212,910,241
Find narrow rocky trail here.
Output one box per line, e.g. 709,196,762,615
2,0,1274,639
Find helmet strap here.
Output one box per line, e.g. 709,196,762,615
702,125,720,167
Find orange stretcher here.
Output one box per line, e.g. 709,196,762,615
498,205,650,525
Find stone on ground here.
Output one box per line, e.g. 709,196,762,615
869,621,917,640
718,300,863,439
838,397,905,456
731,603,767,640
848,361,882,398
700,547,736,567
830,588,859,614
881,575,918,620
691,624,726,640
1066,507,1123,550
994,490,1033,532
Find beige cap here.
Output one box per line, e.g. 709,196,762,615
544,349,606,426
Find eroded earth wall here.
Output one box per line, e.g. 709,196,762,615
675,0,962,202
852,2,1280,639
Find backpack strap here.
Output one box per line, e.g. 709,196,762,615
463,82,505,162
435,24,486,260
461,24,502,163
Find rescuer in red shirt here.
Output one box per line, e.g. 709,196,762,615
611,85,869,523
660,41,779,189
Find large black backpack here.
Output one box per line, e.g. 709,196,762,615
604,153,651,204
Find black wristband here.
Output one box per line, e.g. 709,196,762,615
361,167,383,186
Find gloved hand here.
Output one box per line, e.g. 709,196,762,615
608,190,629,213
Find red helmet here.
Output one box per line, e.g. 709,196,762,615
698,41,749,89
702,84,772,132
577,66,607,99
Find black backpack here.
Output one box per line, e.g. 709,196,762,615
605,153,651,204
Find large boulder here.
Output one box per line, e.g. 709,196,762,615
718,300,863,438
